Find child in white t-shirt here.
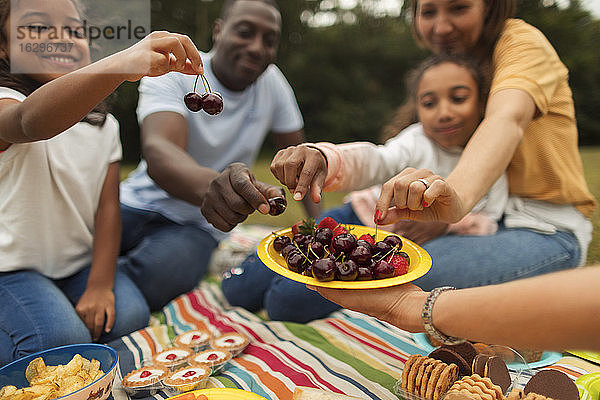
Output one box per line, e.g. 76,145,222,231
0,0,203,366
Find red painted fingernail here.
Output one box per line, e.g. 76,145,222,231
422,200,429,207
374,210,382,222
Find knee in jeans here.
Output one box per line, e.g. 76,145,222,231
16,326,91,359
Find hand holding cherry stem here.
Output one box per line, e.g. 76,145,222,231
184,74,224,115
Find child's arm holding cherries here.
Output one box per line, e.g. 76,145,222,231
0,31,202,150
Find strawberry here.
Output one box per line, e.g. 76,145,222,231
291,221,302,235
331,224,348,237
291,218,316,236
387,254,409,276
317,216,338,231
358,234,375,246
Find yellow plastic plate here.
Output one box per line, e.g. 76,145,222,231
167,388,268,399
256,224,432,289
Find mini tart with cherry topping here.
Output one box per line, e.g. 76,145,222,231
190,349,232,368
152,347,192,369
163,365,211,391
211,332,249,355
121,365,168,388
174,329,212,351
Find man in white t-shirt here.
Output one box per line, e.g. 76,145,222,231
119,0,318,310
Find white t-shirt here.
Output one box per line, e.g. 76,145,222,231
120,51,304,240
0,87,122,278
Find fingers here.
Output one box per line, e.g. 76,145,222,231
92,310,105,341
76,306,104,341
375,168,445,223
148,31,203,75
270,145,326,202
104,305,115,334
201,163,273,232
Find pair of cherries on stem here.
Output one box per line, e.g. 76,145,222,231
184,74,223,115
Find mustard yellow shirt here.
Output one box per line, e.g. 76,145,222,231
491,19,596,217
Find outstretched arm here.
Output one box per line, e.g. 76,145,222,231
316,266,600,351
375,88,535,225
0,31,202,149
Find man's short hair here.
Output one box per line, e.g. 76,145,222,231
219,0,280,20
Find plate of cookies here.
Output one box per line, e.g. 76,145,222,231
257,219,432,289
412,333,562,370
396,341,581,400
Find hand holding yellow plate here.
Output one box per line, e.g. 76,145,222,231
257,224,432,289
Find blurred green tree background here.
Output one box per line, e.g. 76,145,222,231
109,0,600,163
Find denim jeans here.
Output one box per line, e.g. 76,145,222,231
222,202,581,322
415,226,581,290
0,267,149,366
119,204,218,311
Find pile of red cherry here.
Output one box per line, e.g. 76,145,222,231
273,217,410,282
184,74,223,115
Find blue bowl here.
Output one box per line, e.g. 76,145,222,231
0,343,118,400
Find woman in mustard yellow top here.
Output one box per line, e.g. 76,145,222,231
377,0,596,288
274,0,596,290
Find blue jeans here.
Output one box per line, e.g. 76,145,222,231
119,204,218,311
221,204,361,322
415,226,581,290
0,267,149,366
222,202,581,321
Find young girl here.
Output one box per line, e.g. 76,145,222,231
0,0,203,365
222,54,507,323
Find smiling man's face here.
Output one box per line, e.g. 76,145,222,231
210,0,281,91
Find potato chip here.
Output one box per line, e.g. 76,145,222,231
0,354,104,400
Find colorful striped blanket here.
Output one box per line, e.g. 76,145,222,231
108,282,599,400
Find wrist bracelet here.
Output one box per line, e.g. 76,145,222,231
421,286,466,346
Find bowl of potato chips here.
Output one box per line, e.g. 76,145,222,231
0,343,118,400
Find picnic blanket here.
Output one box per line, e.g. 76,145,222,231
108,282,600,400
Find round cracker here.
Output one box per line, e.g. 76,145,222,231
426,362,448,399
407,356,428,393
434,363,459,400
402,354,422,390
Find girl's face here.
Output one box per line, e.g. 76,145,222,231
415,0,487,55
416,62,481,150
6,0,90,83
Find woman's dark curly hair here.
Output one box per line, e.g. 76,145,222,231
0,0,108,126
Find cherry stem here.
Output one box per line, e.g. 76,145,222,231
293,243,311,262
375,244,399,263
192,75,200,92
200,74,212,93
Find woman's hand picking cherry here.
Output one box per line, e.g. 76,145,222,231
270,144,328,204
375,167,467,226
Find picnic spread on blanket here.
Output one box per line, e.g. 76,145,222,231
107,282,600,400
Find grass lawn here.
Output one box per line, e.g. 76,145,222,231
121,146,600,265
